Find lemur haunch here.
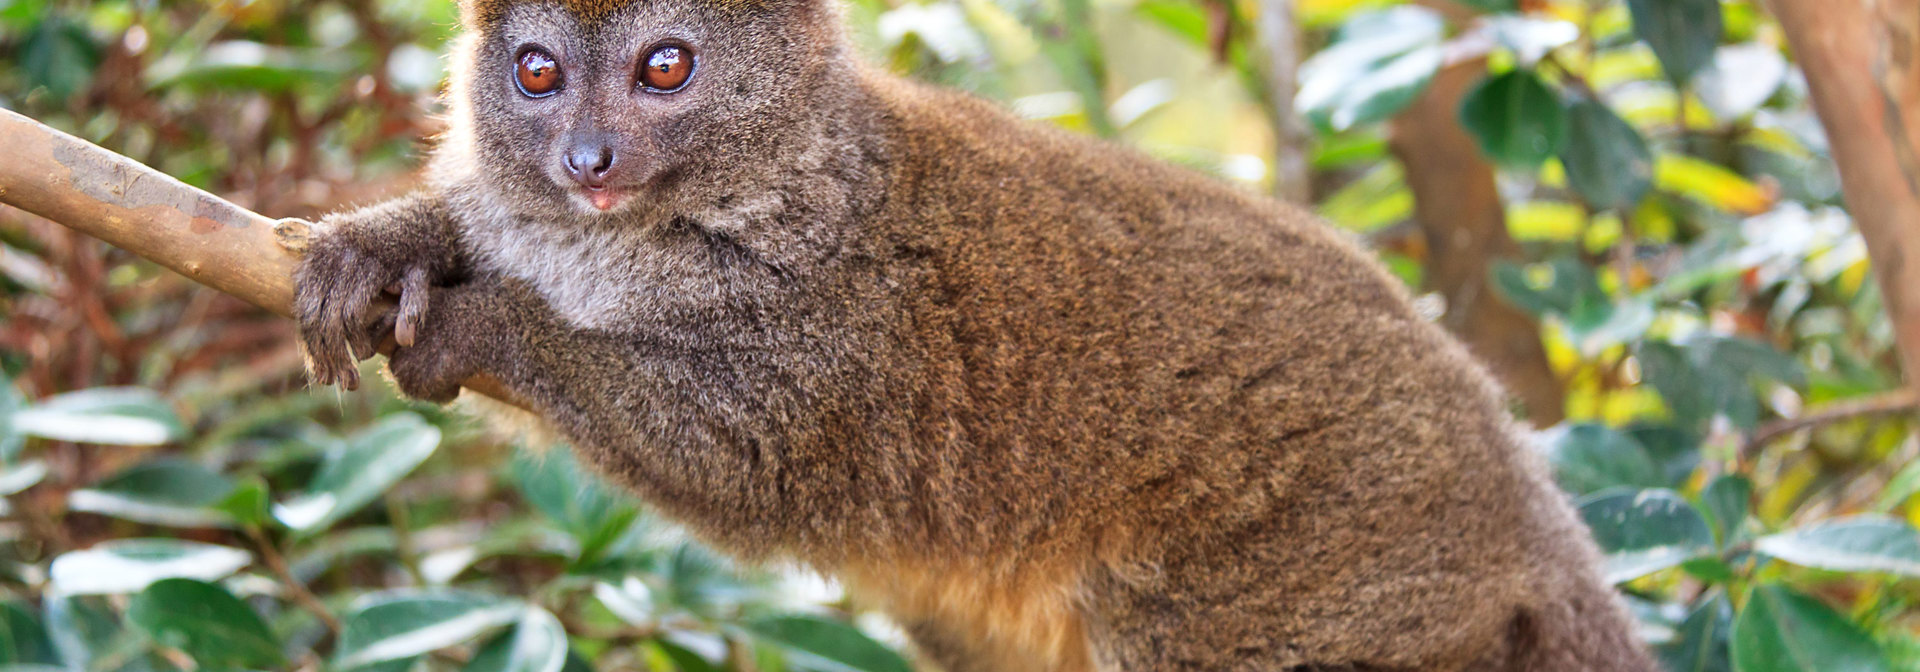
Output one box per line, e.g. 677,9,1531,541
293,0,1657,669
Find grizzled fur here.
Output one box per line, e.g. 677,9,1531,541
293,0,1659,669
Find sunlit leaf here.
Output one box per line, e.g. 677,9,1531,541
1754,516,1920,577
1482,16,1579,65
1732,584,1887,672
335,591,524,669
462,609,567,672
1655,154,1773,215
274,412,440,535
11,388,184,446
68,459,236,528
128,579,283,668
1695,43,1787,121
1578,489,1713,584
49,539,251,595
1296,7,1444,132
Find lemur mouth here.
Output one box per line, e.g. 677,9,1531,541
583,185,622,212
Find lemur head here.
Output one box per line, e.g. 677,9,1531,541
444,0,850,219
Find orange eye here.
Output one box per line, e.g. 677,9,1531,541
516,48,562,97
639,45,693,92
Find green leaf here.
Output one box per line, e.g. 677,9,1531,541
48,539,252,595
1625,0,1722,84
1578,488,1714,584
1459,70,1567,170
739,615,909,672
144,41,350,92
1558,98,1653,211
1296,7,1444,132
128,579,283,668
274,412,440,535
0,374,23,463
11,388,184,446
1659,594,1732,672
1754,516,1920,577
1699,475,1752,547
1483,16,1580,64
1731,584,1887,672
651,638,721,672
512,448,639,565
1873,459,1920,513
1544,424,1664,496
0,601,60,665
0,461,48,497
68,459,237,528
215,476,271,528
335,591,524,669
19,15,97,100
462,609,567,672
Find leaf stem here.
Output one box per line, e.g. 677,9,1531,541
244,523,343,636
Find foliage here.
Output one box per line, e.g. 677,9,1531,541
2,0,1918,671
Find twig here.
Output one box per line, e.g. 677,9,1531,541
244,523,344,636
1741,388,1920,460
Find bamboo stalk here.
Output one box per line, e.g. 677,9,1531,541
0,108,516,405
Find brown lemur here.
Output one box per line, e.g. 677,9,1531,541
293,0,1657,669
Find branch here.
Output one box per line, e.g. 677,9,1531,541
0,109,519,405
1741,388,1920,459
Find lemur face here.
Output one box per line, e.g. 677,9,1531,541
457,0,841,219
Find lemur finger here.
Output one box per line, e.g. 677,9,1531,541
394,266,432,348
353,310,399,362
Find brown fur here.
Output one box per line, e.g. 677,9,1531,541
293,0,1658,669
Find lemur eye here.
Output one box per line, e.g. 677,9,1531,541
639,44,694,92
515,48,563,97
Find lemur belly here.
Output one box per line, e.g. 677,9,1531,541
838,559,1095,672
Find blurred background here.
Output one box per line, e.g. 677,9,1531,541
0,0,1917,670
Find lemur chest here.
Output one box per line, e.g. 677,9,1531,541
465,222,683,331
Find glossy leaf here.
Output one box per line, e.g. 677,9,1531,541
1659,594,1732,672
1459,70,1567,170
274,412,440,535
1577,489,1714,584
1696,43,1788,120
1296,7,1444,132
48,539,251,595
512,448,639,565
68,459,237,528
462,609,568,672
128,579,283,668
739,615,911,672
1699,475,1751,547
1731,585,1886,672
1754,516,1920,577
11,388,184,446
0,601,60,665
335,591,524,669
1543,424,1665,496
1559,98,1653,211
1625,0,1722,84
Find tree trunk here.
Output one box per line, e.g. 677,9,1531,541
1765,0,1920,394
1389,61,1567,426
1257,0,1313,203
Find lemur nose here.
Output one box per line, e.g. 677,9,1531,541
563,141,615,189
